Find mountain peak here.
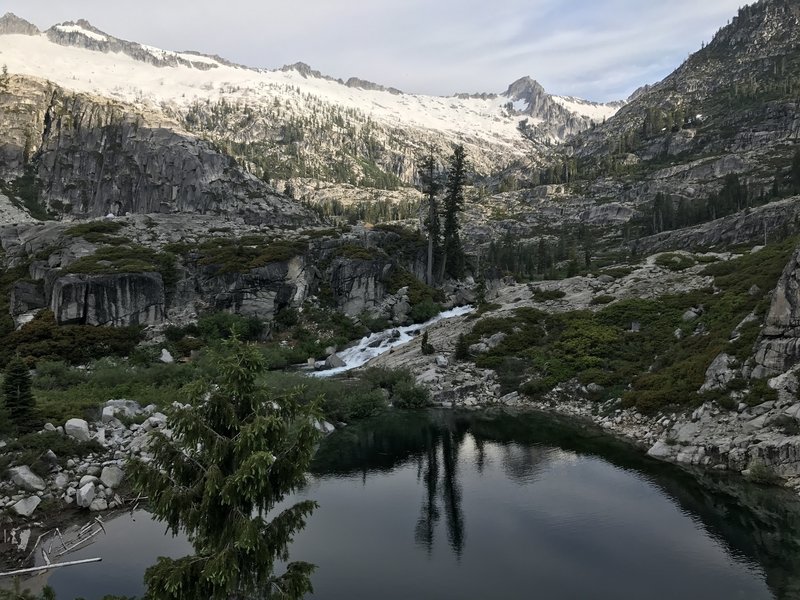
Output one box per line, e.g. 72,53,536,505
504,76,546,99
0,13,40,36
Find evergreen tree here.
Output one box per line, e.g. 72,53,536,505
419,153,441,285
421,331,435,355
453,334,469,361
2,357,35,432
128,339,322,600
475,267,487,306
441,145,467,280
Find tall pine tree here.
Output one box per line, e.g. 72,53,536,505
441,145,467,280
128,339,322,600
419,152,441,286
2,357,35,432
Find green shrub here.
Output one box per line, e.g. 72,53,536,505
261,372,387,422
197,312,266,342
196,238,307,274
655,253,696,272
745,459,781,485
590,295,615,306
388,268,444,323
334,244,381,260
1,431,103,476
65,220,124,243
33,361,88,390
392,379,431,409
67,245,176,284
747,377,778,406
410,299,443,323
1,311,143,366
531,288,566,302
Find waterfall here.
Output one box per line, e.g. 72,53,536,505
310,306,474,378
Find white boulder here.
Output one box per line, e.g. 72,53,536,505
76,482,96,508
8,466,46,492
100,466,124,489
65,418,91,442
11,497,41,518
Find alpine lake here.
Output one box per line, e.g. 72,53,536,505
33,409,800,600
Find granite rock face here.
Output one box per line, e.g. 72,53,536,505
194,257,314,319
50,273,165,326
330,257,393,317
753,244,800,378
0,77,315,226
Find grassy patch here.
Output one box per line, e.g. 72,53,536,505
66,245,178,287
196,238,307,274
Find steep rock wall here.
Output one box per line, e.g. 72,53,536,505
49,272,165,326
0,76,314,226
753,244,800,378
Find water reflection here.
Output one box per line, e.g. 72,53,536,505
311,409,800,600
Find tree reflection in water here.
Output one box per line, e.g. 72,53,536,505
310,409,800,598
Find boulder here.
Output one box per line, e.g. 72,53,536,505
89,498,108,512
324,354,347,369
76,482,96,508
101,406,118,424
11,496,41,518
8,466,46,492
54,473,69,489
435,355,449,368
486,332,507,349
104,399,142,419
100,466,124,489
314,420,336,435
699,353,737,392
65,418,91,442
159,348,174,364
469,342,489,355
647,441,674,460
79,475,100,488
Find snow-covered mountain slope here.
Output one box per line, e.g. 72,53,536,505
0,13,622,187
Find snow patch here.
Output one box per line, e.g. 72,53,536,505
53,24,108,42
552,96,622,122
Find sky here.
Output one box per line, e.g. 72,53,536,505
4,0,745,102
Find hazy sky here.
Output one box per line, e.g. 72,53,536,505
5,0,744,102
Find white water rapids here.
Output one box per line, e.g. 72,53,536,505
309,306,474,378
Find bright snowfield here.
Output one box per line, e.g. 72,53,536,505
311,306,475,378
0,25,620,153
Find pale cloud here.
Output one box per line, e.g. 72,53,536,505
4,0,745,101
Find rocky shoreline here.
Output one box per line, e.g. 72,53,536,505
1,400,165,524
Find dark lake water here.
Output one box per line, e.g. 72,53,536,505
33,409,800,599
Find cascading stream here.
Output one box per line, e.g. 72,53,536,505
309,306,474,377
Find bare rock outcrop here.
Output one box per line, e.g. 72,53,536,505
50,272,165,326
753,244,800,378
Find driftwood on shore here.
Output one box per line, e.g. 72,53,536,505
0,516,106,579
